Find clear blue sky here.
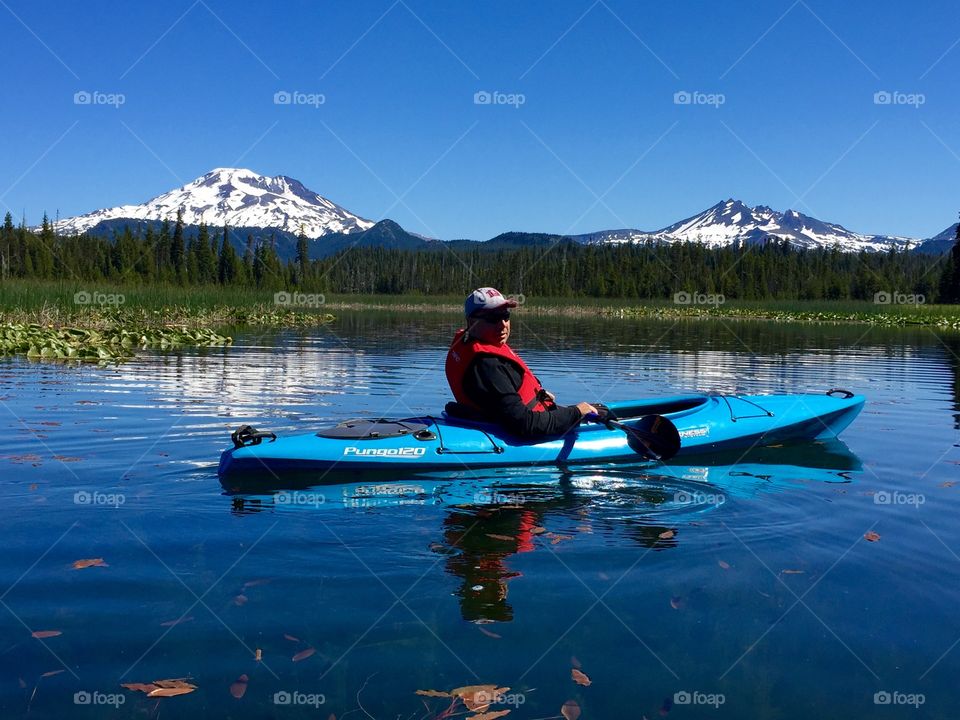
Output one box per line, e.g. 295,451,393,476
1,0,957,239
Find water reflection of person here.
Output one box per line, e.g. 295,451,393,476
440,505,539,623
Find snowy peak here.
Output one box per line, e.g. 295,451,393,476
52,168,373,238
580,200,917,252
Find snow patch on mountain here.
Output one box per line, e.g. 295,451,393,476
578,200,918,252
52,168,373,238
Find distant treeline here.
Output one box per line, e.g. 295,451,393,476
2,210,959,303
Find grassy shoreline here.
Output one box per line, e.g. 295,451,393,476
2,281,960,331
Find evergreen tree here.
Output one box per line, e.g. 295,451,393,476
938,216,960,303
196,221,215,283
218,224,242,284
296,225,309,285
171,209,186,279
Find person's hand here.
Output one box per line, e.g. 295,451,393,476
543,389,556,402
575,402,599,418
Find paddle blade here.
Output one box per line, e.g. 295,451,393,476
623,415,681,461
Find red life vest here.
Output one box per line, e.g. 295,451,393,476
445,329,555,412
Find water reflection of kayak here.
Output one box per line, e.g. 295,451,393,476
219,390,864,481
224,439,863,514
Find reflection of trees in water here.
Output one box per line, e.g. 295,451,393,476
941,334,960,429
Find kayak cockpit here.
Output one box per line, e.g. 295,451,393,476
605,395,710,419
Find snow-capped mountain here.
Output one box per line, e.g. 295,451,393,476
576,200,917,252
52,168,373,238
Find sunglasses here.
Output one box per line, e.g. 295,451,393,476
476,310,511,323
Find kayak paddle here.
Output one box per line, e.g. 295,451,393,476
592,414,681,461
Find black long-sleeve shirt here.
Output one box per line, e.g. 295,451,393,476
461,355,583,437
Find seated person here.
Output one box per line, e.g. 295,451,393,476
445,287,599,437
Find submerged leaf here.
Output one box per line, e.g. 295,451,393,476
415,689,453,698
571,668,592,686
477,625,501,639
159,616,194,627
561,699,581,720
292,647,316,662
229,674,248,699
72,558,108,569
40,669,65,678
485,534,515,542
718,560,731,570
283,633,301,643
31,630,62,639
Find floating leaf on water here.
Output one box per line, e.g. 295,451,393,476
415,689,453,698
233,594,248,606
255,648,262,662
658,530,676,540
530,526,547,535
52,456,83,462
940,481,956,488
864,531,881,542
148,686,196,698
561,699,581,720
72,558,108,570
571,668,591,686
229,674,248,699
121,683,158,694
550,534,574,545
718,560,731,570
29,483,38,491
292,647,316,662
451,685,508,711
31,630,62,639
470,710,511,720
486,534,515,542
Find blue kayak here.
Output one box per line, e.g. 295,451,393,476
218,389,864,479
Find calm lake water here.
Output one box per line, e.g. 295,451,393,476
1,311,959,719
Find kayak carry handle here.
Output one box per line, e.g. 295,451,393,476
826,388,855,399
231,425,277,449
